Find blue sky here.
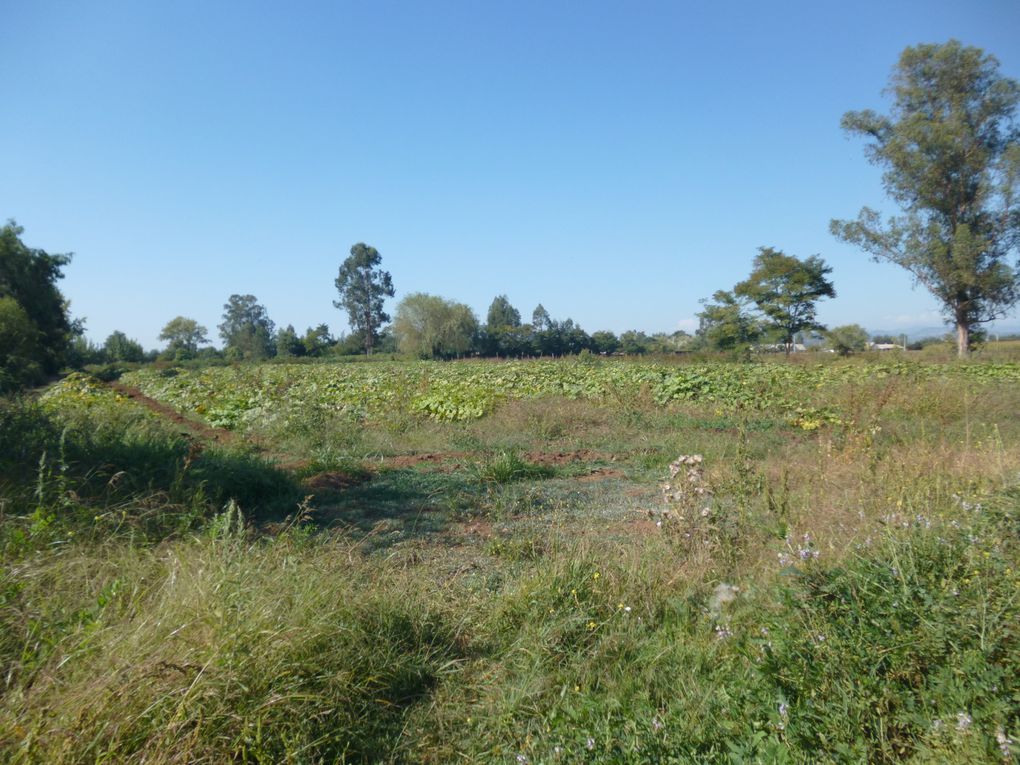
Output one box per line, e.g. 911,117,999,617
3,0,1019,348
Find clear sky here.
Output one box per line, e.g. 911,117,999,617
3,0,1019,348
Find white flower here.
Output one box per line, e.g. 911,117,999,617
586,737,595,750
996,727,1013,759
956,711,972,731
709,583,739,617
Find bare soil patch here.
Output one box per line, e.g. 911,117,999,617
109,382,240,447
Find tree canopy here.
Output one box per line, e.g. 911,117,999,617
0,221,75,390
334,243,395,355
159,316,209,357
393,293,478,359
696,290,763,354
486,295,521,330
218,295,275,360
826,324,870,356
734,247,835,352
831,40,1020,356
103,331,146,362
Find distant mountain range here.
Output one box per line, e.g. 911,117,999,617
866,323,1020,341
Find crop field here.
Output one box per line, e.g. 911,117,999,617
2,358,1019,763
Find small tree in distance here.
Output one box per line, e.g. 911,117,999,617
696,290,762,355
734,247,835,355
103,331,146,362
159,316,209,357
334,243,395,355
219,295,275,360
826,324,870,356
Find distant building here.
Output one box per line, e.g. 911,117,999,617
754,343,807,353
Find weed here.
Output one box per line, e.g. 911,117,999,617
473,450,556,484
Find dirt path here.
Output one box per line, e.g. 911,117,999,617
105,382,624,483
109,381,241,447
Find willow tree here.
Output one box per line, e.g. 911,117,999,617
831,40,1020,356
393,293,478,359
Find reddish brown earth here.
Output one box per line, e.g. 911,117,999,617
110,382,240,447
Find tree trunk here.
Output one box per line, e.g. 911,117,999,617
956,316,970,358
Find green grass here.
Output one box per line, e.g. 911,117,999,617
1,361,1018,762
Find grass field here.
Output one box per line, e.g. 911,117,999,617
1,358,1018,763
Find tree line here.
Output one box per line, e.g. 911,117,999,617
2,40,1019,389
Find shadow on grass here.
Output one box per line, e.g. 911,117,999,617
310,467,486,550
0,397,304,543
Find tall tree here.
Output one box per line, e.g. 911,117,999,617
831,40,1020,356
219,295,275,360
734,247,835,354
392,293,478,359
531,304,552,332
486,295,521,330
0,221,74,387
159,316,209,356
334,243,395,355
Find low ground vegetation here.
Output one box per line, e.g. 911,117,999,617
1,358,1018,763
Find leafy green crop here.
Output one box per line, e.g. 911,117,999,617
120,360,1020,432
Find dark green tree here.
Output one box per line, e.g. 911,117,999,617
590,330,620,355
486,295,521,330
831,40,1020,357
558,318,591,355
159,316,209,357
219,295,275,360
275,324,305,357
696,291,763,354
618,330,651,355
66,335,105,368
0,297,42,390
334,243,395,355
531,304,552,332
302,324,334,356
103,331,145,362
734,247,835,354
481,295,524,356
0,221,75,388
